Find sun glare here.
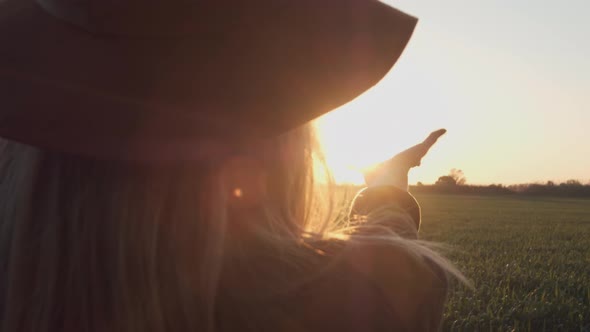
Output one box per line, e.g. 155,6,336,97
315,54,451,185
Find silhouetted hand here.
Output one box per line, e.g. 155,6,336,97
363,129,447,189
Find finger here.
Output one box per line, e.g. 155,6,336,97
423,128,447,147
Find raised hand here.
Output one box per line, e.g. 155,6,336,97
363,129,447,188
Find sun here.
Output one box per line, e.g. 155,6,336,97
314,58,451,185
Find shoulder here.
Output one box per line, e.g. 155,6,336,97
287,241,448,332
343,242,449,330
349,186,422,237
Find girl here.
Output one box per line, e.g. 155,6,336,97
0,0,463,330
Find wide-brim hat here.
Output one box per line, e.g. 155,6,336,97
0,0,417,161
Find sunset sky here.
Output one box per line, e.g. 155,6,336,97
317,0,590,185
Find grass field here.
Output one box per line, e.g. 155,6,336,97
414,194,590,331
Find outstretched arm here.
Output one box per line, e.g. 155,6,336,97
350,129,447,236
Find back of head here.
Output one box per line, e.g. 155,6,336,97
0,124,337,332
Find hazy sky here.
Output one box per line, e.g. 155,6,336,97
318,0,590,185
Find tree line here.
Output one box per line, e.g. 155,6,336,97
409,169,590,198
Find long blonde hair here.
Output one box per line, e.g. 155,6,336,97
0,123,461,332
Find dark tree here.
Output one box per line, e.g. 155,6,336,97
435,169,466,186
435,176,458,186
449,168,467,185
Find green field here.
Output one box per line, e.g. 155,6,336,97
414,194,590,331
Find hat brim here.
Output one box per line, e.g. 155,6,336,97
0,0,417,161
